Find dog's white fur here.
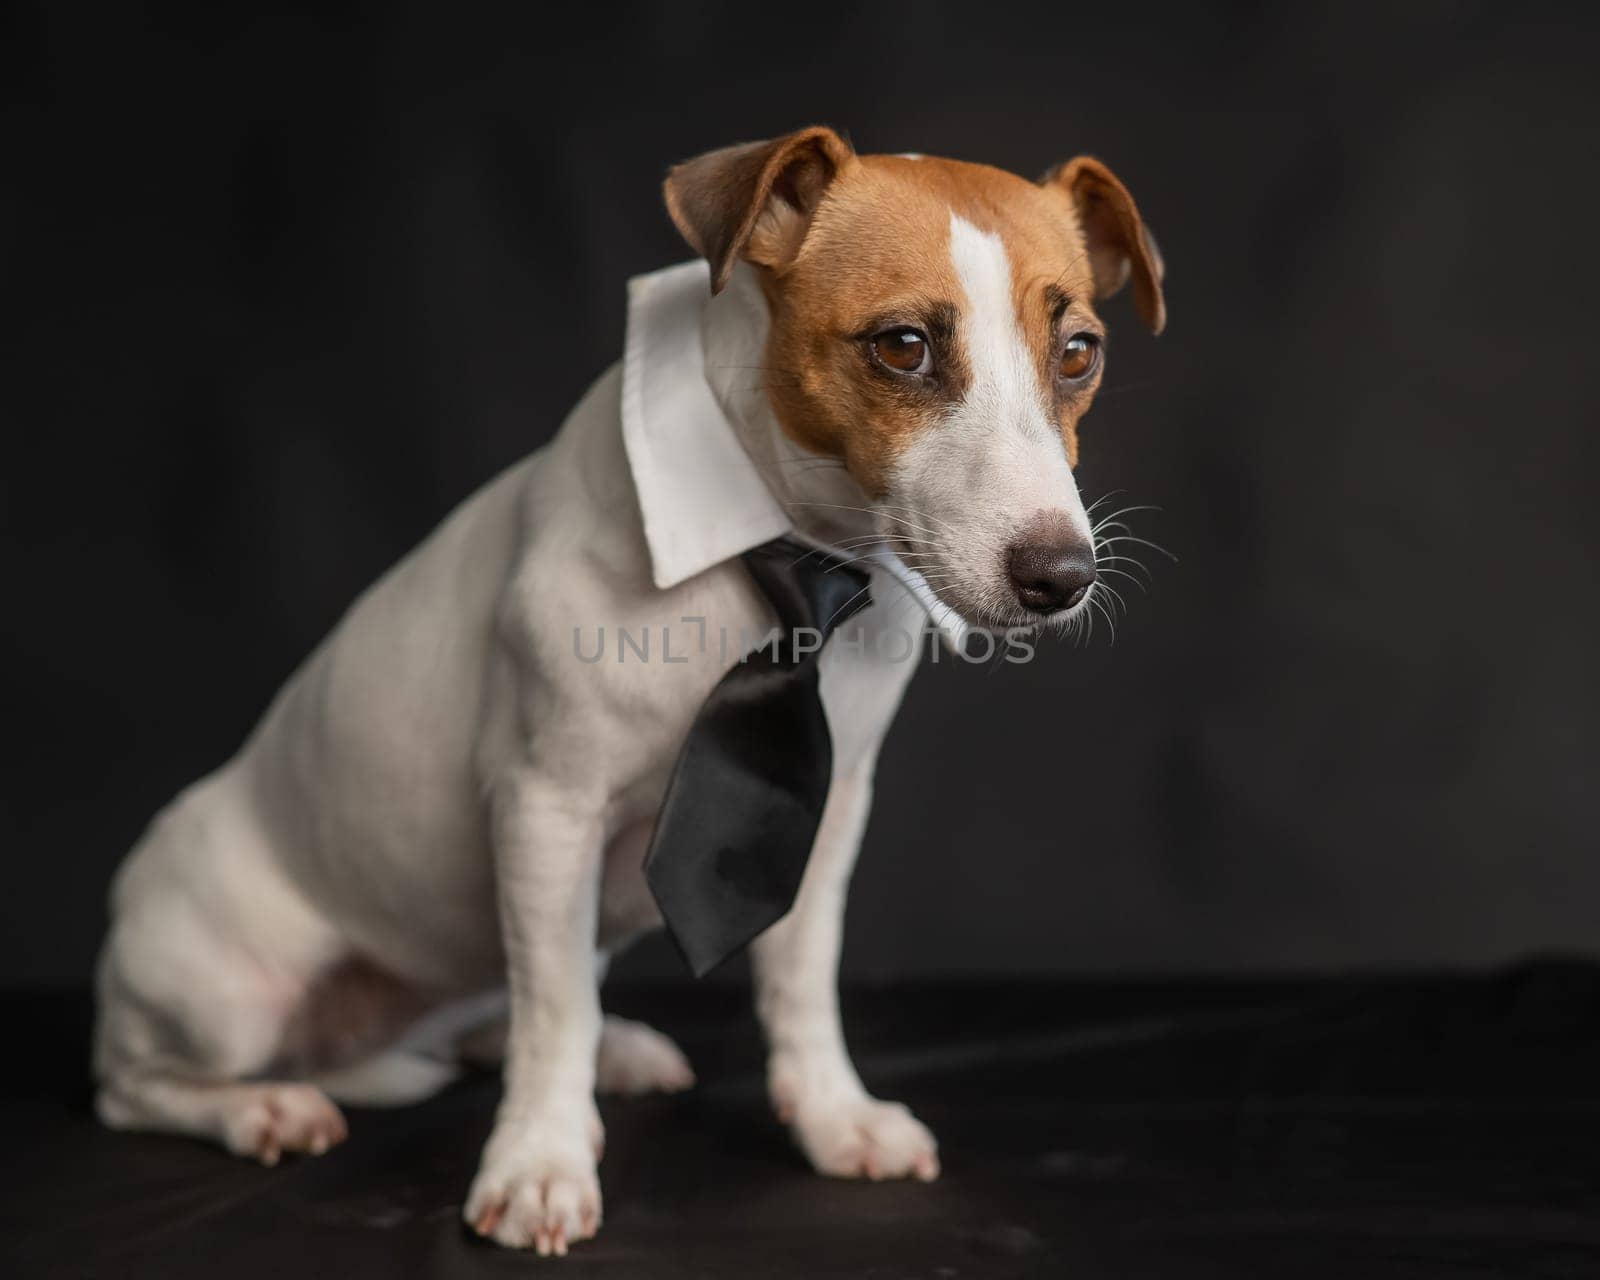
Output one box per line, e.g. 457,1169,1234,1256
887,215,1095,626
95,225,1093,1251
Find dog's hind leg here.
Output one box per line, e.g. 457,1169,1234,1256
97,1075,347,1165
95,936,352,1166
95,929,352,1162
93,785,354,1162
455,1004,694,1097
595,1015,695,1095
447,940,693,1096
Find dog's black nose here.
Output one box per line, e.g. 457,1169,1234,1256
1006,518,1096,614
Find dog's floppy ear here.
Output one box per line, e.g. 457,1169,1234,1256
1041,156,1166,334
663,126,854,294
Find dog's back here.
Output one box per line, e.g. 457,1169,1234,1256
92,372,623,1142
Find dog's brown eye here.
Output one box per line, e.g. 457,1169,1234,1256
1059,333,1100,381
871,328,930,375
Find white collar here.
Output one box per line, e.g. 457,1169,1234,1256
620,259,791,591
619,258,977,649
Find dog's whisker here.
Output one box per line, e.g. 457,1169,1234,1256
1094,563,1152,587
1096,579,1128,617
1091,503,1163,527
1085,495,1167,634
1089,591,1117,646
1091,501,1161,521
784,500,880,517
1094,533,1177,562
875,503,959,536
1094,566,1149,593
1082,489,1127,518
1088,508,1164,537
818,582,875,633
877,515,951,542
783,500,949,545
821,538,890,556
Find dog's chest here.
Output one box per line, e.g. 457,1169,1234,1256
579,563,920,949
512,554,919,822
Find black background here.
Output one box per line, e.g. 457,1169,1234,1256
5,3,1598,987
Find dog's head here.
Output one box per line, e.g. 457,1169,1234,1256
664,126,1164,631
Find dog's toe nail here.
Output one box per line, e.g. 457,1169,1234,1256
474,1203,503,1236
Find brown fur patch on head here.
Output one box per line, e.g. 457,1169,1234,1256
662,134,1165,494
757,154,1108,489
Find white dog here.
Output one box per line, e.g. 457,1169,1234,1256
94,126,1165,1255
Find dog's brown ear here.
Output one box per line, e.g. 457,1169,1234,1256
1042,156,1166,334
663,126,854,294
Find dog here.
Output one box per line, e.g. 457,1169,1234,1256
93,126,1165,1255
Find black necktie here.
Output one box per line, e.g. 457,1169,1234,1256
644,537,873,977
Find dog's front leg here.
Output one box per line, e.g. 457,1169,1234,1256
465,769,605,1255
751,761,940,1182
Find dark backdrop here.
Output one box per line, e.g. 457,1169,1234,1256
5,4,1598,986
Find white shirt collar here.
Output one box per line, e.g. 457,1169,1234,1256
620,259,791,591
619,259,978,650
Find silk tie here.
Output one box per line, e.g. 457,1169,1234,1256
644,537,874,977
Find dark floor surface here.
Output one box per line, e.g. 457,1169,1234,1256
8,962,1600,1278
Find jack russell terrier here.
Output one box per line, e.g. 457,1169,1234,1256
94,126,1166,1255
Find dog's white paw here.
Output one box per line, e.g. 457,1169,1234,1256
775,1077,940,1182
464,1107,603,1255
595,1015,695,1096
222,1084,348,1165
